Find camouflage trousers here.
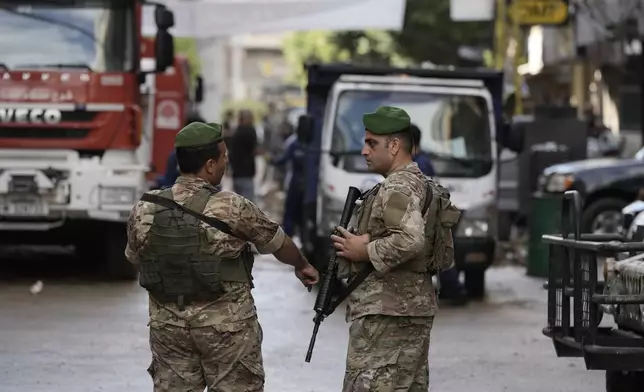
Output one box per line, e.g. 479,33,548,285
343,315,434,392
147,316,265,392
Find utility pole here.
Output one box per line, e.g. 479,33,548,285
494,0,507,71
640,37,644,146
512,12,524,115
497,0,525,115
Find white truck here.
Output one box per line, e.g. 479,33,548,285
296,63,505,298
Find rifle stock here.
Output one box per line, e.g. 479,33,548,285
305,186,362,363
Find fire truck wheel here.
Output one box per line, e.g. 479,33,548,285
606,370,644,392
77,223,137,281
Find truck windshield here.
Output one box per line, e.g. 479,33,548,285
0,2,133,72
332,90,494,178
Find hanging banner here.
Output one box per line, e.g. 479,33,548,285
144,0,407,38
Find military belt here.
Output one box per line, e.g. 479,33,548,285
150,292,224,310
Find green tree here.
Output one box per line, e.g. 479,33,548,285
174,37,201,86
282,30,409,85
282,30,350,85
281,0,493,83
390,0,492,66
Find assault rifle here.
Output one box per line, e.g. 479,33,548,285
305,186,364,363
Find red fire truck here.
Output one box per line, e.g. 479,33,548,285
0,0,176,278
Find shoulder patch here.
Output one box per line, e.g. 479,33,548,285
383,190,410,228
383,180,412,197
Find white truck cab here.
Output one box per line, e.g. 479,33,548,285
297,64,505,298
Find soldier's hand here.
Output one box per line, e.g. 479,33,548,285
295,263,320,287
331,227,370,262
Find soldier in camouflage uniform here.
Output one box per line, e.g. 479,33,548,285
125,122,319,392
331,106,437,392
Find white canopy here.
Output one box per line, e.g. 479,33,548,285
143,0,407,38
142,0,407,122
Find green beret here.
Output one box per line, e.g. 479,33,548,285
362,106,411,135
174,122,223,148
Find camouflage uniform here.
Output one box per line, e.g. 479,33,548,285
127,174,285,391
339,106,436,392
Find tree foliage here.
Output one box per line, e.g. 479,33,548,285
174,37,201,86
281,30,350,84
281,0,493,84
391,0,492,65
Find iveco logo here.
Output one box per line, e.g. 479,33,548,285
0,108,62,124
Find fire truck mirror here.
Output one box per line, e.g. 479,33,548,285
155,30,175,73
155,6,175,30
195,76,204,103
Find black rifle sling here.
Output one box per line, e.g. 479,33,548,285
327,181,434,315
327,265,372,315
422,181,434,216
140,192,246,241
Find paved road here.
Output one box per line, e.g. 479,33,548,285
0,249,604,392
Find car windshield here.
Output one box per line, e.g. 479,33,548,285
331,89,493,178
0,1,133,72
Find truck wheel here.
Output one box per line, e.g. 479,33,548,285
582,198,628,235
76,223,137,280
464,269,486,299
102,222,138,280
606,370,644,392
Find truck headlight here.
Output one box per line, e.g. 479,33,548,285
545,174,574,192
100,186,136,205
455,207,489,237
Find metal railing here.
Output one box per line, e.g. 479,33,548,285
542,190,644,371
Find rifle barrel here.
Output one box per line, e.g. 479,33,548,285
305,321,321,363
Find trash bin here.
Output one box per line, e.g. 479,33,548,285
527,191,562,277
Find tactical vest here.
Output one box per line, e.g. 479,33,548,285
138,186,254,307
356,178,460,274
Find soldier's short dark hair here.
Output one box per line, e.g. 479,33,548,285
386,128,414,154
176,142,222,174
409,124,421,147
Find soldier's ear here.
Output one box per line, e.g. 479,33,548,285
389,137,401,155
205,159,217,174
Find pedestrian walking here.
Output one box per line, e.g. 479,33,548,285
229,109,260,202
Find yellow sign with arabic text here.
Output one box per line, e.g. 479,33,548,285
509,0,569,26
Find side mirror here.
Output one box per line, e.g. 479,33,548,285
297,114,314,145
195,75,204,103
154,29,174,73
155,6,174,30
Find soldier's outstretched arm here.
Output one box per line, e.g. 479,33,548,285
272,237,319,286
368,183,425,274
204,193,319,286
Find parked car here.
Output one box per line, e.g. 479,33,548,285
538,147,644,234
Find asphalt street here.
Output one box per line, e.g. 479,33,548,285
0,247,604,392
